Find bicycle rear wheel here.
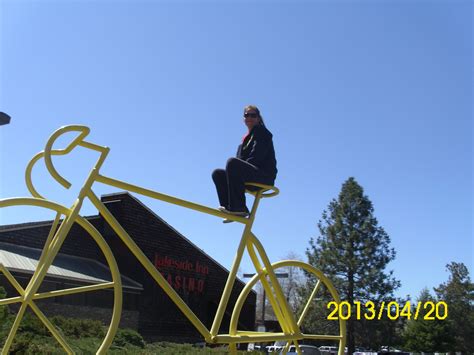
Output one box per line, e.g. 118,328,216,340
229,260,346,355
0,197,122,354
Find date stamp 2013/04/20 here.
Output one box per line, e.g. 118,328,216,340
327,301,448,321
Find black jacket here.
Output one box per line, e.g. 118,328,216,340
236,125,278,181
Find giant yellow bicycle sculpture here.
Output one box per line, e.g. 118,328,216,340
0,125,346,354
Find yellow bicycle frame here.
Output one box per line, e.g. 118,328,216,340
0,125,346,355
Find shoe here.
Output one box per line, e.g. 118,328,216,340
222,218,234,224
218,206,249,218
222,208,249,217
226,210,249,217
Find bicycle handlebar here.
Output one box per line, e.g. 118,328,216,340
43,125,91,189
25,125,110,199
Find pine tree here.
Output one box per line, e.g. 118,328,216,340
434,262,474,352
306,177,400,353
403,288,454,352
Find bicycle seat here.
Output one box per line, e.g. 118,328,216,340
245,182,279,198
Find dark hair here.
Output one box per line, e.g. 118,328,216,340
244,105,265,127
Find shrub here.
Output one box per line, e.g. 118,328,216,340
70,336,103,353
0,287,8,322
51,315,105,339
16,337,65,355
112,328,145,348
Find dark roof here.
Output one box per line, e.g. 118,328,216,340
0,242,142,290
0,215,100,232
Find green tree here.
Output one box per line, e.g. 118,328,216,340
434,262,474,352
403,288,454,352
355,299,407,349
306,177,400,353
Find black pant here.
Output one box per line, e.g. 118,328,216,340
212,158,275,212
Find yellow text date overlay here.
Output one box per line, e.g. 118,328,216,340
327,301,448,321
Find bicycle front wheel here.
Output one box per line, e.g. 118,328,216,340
0,197,123,354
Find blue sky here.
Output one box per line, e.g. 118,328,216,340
0,0,472,301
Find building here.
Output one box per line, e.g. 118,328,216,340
0,192,256,343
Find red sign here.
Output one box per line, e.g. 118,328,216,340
154,255,209,294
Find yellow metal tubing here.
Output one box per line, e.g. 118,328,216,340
38,212,62,262
281,340,292,355
298,280,321,327
248,233,300,334
229,343,237,355
230,274,259,332
0,267,69,353
22,199,82,304
87,191,212,342
0,296,22,306
0,283,114,306
33,282,115,300
25,126,109,199
2,125,347,352
244,182,279,198
229,260,346,351
29,302,74,354
211,187,263,337
0,197,123,354
282,341,301,355
246,241,291,334
23,146,110,307
96,174,249,224
210,228,251,338
294,342,302,355
2,303,28,354
43,125,91,189
0,265,25,296
25,151,46,199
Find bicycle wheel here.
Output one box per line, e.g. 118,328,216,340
0,197,122,354
229,260,346,355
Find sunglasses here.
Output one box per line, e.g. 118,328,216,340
244,112,258,118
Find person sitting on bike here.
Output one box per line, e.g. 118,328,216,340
212,105,277,221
